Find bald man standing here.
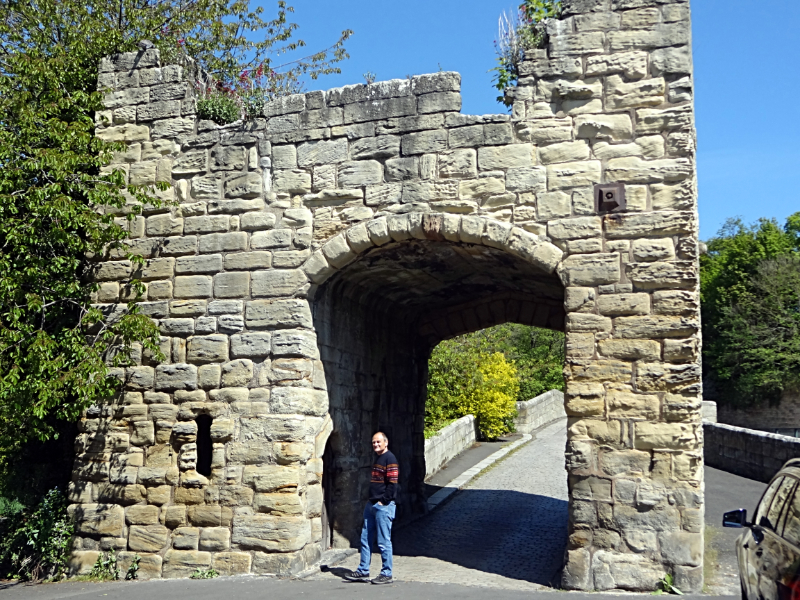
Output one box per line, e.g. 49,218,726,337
343,431,399,585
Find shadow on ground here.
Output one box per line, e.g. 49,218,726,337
390,489,568,587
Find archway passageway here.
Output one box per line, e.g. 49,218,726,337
312,232,566,550
319,418,569,590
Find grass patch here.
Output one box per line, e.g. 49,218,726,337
703,524,720,592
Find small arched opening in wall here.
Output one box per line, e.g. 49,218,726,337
310,212,570,581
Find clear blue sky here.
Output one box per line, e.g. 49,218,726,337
273,0,800,241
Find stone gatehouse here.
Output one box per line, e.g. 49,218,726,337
69,0,702,591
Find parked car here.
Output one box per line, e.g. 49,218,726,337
724,458,800,600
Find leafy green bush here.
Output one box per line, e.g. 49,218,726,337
0,497,24,517
701,213,800,406
0,489,73,581
423,418,457,439
125,554,141,580
427,348,518,441
654,573,683,595
196,90,241,125
426,324,564,439
191,567,219,579
89,549,119,581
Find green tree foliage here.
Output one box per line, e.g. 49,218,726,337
427,349,519,441
498,325,566,400
2,0,351,93
701,213,800,406
426,324,564,439
0,8,165,451
706,254,800,406
0,0,351,493
0,489,73,581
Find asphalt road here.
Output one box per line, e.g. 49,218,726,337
0,576,737,600
703,466,768,595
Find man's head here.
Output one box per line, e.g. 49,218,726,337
371,432,389,455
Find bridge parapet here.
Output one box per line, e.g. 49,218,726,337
705,423,800,484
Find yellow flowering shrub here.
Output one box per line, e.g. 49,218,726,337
427,348,519,440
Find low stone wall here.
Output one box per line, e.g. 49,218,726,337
716,390,800,433
424,389,566,478
515,389,566,434
425,415,477,479
704,423,800,483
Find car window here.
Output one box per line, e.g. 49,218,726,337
757,477,785,528
781,481,800,546
765,477,797,530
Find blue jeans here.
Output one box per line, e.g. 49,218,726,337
356,501,395,577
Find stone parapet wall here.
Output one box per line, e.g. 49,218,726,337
515,390,567,434
716,391,800,433
704,423,800,483
424,416,478,479
72,0,702,589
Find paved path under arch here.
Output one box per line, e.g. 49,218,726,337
315,418,570,591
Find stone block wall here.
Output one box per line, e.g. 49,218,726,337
71,0,702,589
704,423,800,483
424,415,478,479
313,283,430,545
515,389,567,434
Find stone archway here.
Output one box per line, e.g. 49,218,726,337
308,213,566,547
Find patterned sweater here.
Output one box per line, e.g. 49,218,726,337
369,450,399,504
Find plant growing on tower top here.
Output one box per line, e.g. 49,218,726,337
491,0,562,106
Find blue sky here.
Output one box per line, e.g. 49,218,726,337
277,0,800,240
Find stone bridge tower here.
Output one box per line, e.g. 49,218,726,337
70,0,702,590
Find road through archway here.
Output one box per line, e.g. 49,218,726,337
317,418,568,590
